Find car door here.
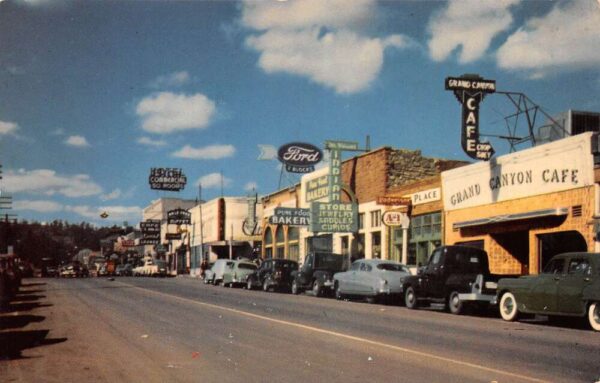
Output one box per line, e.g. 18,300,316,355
297,254,314,287
526,257,564,313
339,261,359,294
556,256,591,315
258,260,271,284
423,248,444,298
354,262,372,294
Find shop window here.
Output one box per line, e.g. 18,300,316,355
275,226,284,243
265,247,273,259
371,231,381,258
370,210,381,228
264,227,273,259
288,243,299,261
341,236,349,256
358,213,365,230
288,227,299,241
276,246,285,259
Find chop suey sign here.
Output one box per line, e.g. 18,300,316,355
445,74,496,161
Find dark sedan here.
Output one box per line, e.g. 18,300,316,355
246,259,299,292
497,252,600,331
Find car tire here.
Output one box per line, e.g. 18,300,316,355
291,280,300,295
263,279,270,292
588,302,600,331
404,286,418,310
312,280,322,298
246,279,253,290
335,284,344,300
365,296,378,305
499,292,519,321
448,291,463,315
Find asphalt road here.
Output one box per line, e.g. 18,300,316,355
1,277,599,383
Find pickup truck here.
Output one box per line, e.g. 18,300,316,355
400,245,504,314
291,252,347,297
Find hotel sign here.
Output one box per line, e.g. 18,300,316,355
149,168,187,191
442,133,594,211
446,74,496,161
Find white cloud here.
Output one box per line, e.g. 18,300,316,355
150,71,191,88
65,135,90,147
244,182,258,191
242,0,414,95
428,0,518,63
66,205,143,222
3,168,103,197
100,188,122,201
497,1,600,77
0,121,19,136
172,144,236,160
13,199,64,213
137,136,167,147
136,92,216,134
196,173,232,189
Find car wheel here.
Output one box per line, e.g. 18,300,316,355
404,286,418,309
312,280,322,298
246,279,253,290
263,279,270,292
365,296,378,304
335,284,344,300
291,280,300,295
499,292,519,321
448,291,463,315
588,302,600,331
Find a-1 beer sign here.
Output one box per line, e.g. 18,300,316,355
445,74,496,161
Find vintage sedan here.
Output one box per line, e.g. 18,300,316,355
246,259,298,292
221,260,258,287
334,259,411,303
497,252,600,331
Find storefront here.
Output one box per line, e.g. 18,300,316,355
261,186,303,261
443,133,598,275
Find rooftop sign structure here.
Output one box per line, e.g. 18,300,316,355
149,167,187,191
277,142,323,174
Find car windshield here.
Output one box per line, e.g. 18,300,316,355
275,261,298,270
377,263,406,272
237,263,257,270
314,253,344,270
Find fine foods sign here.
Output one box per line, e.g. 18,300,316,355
277,142,323,173
149,168,187,191
445,74,496,161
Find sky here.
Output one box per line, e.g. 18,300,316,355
0,0,599,226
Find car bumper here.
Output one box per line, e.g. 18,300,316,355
458,292,496,304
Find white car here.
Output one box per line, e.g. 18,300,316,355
334,259,411,304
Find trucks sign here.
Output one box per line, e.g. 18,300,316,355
445,74,496,161
149,167,187,191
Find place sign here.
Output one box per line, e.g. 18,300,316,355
167,208,191,225
377,196,411,206
269,207,310,226
310,202,357,233
277,142,323,173
445,74,496,161
149,167,187,191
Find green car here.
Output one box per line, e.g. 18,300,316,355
496,252,600,331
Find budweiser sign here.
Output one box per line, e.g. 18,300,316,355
277,142,323,173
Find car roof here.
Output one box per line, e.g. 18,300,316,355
353,258,407,266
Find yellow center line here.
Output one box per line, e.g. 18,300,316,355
127,283,549,383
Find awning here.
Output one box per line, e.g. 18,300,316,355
453,207,569,230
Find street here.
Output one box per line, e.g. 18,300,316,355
1,277,599,383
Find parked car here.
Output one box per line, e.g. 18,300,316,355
246,259,299,292
115,264,133,276
60,264,77,278
400,245,508,314
207,259,235,285
203,263,215,284
334,259,410,304
497,252,600,331
221,260,258,287
291,252,347,297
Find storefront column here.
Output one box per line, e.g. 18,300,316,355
401,227,408,264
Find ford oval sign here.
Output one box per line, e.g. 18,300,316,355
277,142,323,173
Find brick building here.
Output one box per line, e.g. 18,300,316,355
443,132,598,275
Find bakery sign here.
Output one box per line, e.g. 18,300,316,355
445,74,496,161
277,142,323,173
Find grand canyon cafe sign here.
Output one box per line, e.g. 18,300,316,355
445,74,496,161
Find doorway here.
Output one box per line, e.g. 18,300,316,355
537,231,587,272
492,231,529,273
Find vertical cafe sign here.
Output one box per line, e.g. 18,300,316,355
445,74,496,161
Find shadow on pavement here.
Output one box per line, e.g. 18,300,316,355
0,330,67,360
11,294,46,302
3,302,53,313
15,289,46,295
20,282,47,288
0,314,46,330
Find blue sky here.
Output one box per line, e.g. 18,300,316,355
0,0,599,226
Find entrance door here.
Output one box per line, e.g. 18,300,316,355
492,231,529,274
537,231,587,272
